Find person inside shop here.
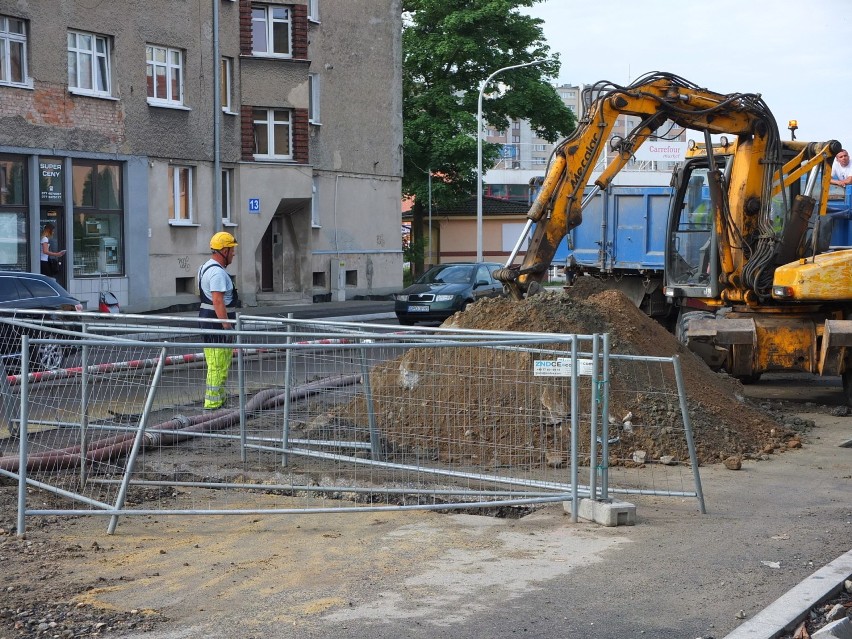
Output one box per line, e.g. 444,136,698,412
198,231,240,410
40,222,65,277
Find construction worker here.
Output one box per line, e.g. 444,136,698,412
198,232,240,409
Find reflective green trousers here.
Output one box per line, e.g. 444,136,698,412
204,347,233,409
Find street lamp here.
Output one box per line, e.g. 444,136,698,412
476,58,551,263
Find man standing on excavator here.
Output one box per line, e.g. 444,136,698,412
831,149,852,187
198,232,240,410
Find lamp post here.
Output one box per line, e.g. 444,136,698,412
476,58,550,263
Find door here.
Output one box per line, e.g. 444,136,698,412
39,207,66,288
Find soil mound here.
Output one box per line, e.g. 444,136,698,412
448,290,792,464
334,290,793,468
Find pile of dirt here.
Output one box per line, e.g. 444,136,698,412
337,290,795,468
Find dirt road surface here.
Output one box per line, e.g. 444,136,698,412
1,374,850,639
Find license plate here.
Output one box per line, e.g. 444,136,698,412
408,305,430,312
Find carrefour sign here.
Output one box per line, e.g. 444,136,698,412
633,140,686,162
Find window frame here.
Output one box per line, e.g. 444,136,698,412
0,15,28,87
146,44,185,107
222,168,234,226
253,108,293,161
307,0,320,22
221,56,234,114
311,176,320,228
251,4,292,58
67,30,111,97
168,165,195,225
308,73,321,125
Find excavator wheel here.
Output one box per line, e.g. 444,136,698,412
842,370,852,407
675,310,714,347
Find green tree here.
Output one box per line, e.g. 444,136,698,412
403,0,576,276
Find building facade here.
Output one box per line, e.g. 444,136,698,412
0,0,403,312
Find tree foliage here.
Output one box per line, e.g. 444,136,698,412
402,0,577,210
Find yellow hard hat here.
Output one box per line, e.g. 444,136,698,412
210,231,238,250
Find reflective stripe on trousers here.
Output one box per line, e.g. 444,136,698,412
204,346,233,409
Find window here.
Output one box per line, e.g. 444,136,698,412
308,73,320,124
221,57,233,113
0,154,27,271
533,144,546,152
310,176,320,227
0,15,27,86
532,157,547,165
308,0,319,22
146,44,184,106
253,108,292,159
222,168,233,224
168,165,194,223
511,135,520,144
67,31,111,96
72,160,124,276
252,4,292,57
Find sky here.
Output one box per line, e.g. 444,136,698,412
524,0,852,148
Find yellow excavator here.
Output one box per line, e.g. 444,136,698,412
495,71,852,402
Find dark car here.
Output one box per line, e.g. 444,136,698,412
0,271,83,371
394,262,505,325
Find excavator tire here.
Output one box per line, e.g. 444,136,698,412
675,310,714,347
842,370,852,407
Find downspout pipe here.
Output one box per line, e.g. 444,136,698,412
213,0,222,232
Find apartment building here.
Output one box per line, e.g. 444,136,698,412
484,82,684,203
0,0,403,312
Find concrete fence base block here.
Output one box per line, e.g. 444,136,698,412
814,617,852,639
563,498,636,526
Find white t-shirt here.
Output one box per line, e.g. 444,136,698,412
832,159,852,181
40,236,49,262
198,259,235,306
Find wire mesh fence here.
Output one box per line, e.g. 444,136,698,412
0,310,704,534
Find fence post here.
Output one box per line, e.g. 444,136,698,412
569,335,579,523
107,347,168,534
16,336,30,536
589,333,600,500
237,314,247,463
281,314,293,467
672,354,706,514
600,333,611,500
359,340,382,461
80,323,90,486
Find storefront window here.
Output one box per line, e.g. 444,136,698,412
72,160,123,277
0,155,27,270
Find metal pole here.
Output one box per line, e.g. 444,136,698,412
213,0,222,231
427,169,432,267
672,354,706,514
107,347,168,534
80,323,89,486
17,336,29,536
237,314,246,462
600,332,611,500
569,336,579,523
477,59,551,263
282,313,294,466
589,334,599,499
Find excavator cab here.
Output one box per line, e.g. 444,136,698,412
665,158,722,300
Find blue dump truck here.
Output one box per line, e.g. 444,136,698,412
533,176,852,327
531,177,675,323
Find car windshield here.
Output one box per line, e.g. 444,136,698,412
417,265,474,285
